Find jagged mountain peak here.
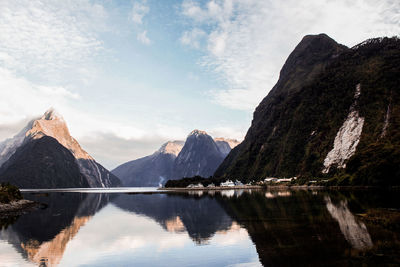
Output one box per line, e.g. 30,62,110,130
157,141,184,156
26,109,91,160
0,109,120,188
277,33,348,87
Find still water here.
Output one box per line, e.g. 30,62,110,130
0,188,399,266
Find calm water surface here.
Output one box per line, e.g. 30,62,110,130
0,188,399,266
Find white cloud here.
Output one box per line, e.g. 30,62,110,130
137,30,151,45
180,28,206,49
208,126,245,141
130,1,151,45
181,0,233,23
0,67,79,124
181,0,400,110
131,0,149,25
0,0,106,82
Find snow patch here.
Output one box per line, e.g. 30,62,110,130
322,84,364,173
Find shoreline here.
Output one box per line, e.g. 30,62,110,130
161,185,263,191
161,185,400,191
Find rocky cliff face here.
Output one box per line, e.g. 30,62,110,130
215,35,400,185
0,109,120,188
172,130,225,179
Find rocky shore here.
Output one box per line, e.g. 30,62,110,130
0,199,39,214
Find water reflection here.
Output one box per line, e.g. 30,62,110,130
0,193,110,267
112,193,233,244
21,216,91,266
325,196,373,250
0,189,398,266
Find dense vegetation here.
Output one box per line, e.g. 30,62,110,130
0,182,22,204
165,176,216,188
164,175,235,188
215,35,400,186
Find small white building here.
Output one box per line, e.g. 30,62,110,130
277,178,293,183
187,183,204,188
220,180,235,187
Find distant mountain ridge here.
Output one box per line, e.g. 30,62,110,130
0,109,120,188
112,140,184,187
112,130,239,187
215,34,400,185
214,138,240,156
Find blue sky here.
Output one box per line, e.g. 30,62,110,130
0,0,399,168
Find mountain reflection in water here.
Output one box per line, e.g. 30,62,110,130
0,189,399,266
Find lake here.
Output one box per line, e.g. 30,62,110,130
0,188,399,266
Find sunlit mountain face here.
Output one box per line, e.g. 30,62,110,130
0,189,399,266
0,109,120,188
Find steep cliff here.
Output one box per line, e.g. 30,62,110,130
215,35,400,185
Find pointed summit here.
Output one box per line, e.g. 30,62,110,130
0,109,120,188
277,33,348,90
173,130,224,179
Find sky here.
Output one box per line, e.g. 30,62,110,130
0,0,399,169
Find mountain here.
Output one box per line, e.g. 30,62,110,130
172,130,225,179
112,141,184,187
113,130,239,186
214,138,240,156
0,109,120,188
215,34,400,185
0,136,89,188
